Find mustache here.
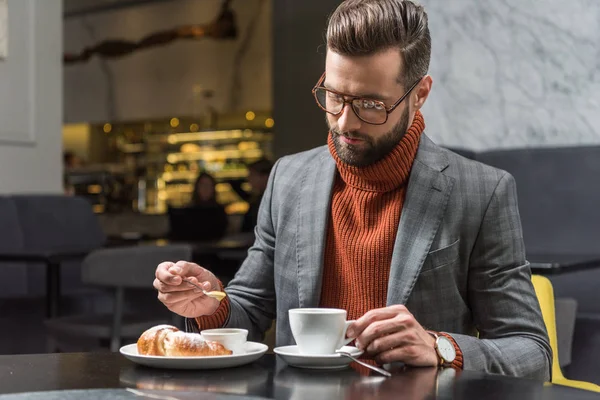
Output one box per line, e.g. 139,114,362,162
331,129,370,142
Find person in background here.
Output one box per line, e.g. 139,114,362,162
63,151,83,170
169,171,228,241
63,174,75,196
229,158,273,233
190,172,220,206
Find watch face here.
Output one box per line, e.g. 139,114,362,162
437,336,456,362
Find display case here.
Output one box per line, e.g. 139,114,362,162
64,111,274,215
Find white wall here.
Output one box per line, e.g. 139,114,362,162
63,0,271,124
0,0,62,194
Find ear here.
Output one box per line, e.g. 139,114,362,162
412,75,433,112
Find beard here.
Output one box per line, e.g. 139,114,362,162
329,107,410,167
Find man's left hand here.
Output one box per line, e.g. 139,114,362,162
347,305,439,367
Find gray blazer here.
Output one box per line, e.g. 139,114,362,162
221,134,551,380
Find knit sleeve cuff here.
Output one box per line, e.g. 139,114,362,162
194,280,230,331
438,332,464,370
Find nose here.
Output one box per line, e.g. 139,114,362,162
336,103,362,133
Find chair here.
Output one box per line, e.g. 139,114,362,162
11,195,107,308
531,275,600,392
0,196,26,297
45,244,192,352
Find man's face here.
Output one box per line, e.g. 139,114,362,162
325,48,413,167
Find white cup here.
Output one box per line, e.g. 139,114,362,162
288,308,355,355
201,328,248,355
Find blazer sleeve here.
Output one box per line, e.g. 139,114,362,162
219,159,282,342
448,172,552,381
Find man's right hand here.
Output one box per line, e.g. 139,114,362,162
154,260,222,318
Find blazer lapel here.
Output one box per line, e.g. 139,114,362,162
387,135,455,305
297,150,337,308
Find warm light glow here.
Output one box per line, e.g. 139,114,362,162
170,118,180,128
265,118,274,128
245,111,256,121
181,143,201,153
87,185,102,194
190,123,199,132
165,130,244,143
103,123,112,133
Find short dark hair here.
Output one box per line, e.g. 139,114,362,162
326,0,431,87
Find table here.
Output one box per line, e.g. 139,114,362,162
0,250,91,318
528,254,600,275
0,352,597,400
0,234,252,320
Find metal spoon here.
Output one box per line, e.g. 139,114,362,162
336,350,392,377
183,278,227,301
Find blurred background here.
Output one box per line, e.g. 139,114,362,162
0,0,599,385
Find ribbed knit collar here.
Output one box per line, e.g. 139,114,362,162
327,111,425,192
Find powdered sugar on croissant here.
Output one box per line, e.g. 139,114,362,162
137,325,232,357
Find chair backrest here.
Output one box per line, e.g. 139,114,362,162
532,275,600,392
477,146,600,255
531,274,564,382
0,196,24,252
82,244,193,288
11,195,106,252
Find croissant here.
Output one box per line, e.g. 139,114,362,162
137,325,232,357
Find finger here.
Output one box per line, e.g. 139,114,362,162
157,289,205,306
348,305,409,338
365,329,416,355
170,261,205,279
156,262,182,285
153,278,196,294
358,312,416,350
374,342,434,367
374,346,407,365
186,276,216,291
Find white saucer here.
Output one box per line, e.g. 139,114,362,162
273,345,364,370
119,341,268,370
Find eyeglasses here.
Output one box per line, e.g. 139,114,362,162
312,72,422,125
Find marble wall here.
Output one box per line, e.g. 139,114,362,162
419,0,600,150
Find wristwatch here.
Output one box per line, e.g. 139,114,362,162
428,331,456,367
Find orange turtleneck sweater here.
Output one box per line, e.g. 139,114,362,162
318,111,424,317
194,112,424,330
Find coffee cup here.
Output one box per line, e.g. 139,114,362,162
201,328,248,354
288,308,355,355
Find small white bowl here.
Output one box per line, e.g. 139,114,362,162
201,328,248,354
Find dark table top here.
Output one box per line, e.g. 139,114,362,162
0,352,597,400
528,254,600,275
0,249,91,264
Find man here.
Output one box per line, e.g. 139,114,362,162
154,0,551,380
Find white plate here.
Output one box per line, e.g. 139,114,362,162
273,345,363,370
119,341,268,370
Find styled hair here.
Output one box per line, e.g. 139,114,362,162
326,0,431,87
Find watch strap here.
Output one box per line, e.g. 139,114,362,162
427,330,464,370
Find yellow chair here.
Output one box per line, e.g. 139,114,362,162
531,274,600,392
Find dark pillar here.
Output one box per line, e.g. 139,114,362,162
272,0,342,159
